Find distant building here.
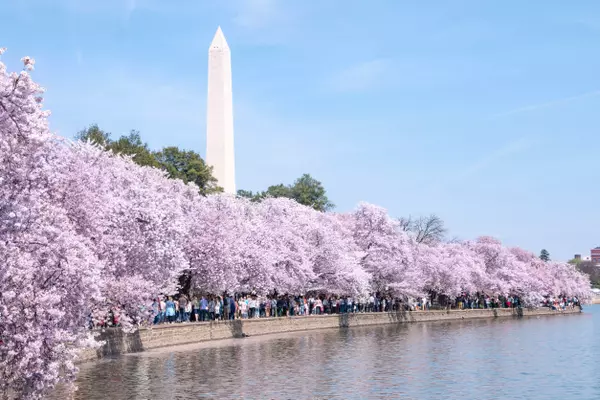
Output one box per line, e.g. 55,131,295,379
591,247,600,263
573,254,591,262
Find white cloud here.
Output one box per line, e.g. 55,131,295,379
455,137,535,180
226,0,308,45
232,0,283,30
46,0,142,24
420,137,536,195
125,0,138,22
492,90,600,118
47,65,205,151
330,59,390,92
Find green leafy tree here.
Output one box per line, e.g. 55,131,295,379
539,249,550,262
154,146,221,195
289,174,334,211
74,125,220,195
236,189,255,199
238,173,334,211
75,124,111,147
263,183,293,199
106,130,161,168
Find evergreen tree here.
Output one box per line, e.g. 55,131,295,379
540,249,550,262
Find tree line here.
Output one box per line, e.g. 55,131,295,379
76,125,335,210
77,125,449,238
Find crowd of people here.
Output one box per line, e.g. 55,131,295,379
139,292,576,325
544,296,580,311
89,292,582,328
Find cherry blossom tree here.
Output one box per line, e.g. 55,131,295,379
346,203,424,297
305,210,369,295
59,142,193,328
465,236,526,296
1,50,192,398
509,246,591,303
185,196,368,296
0,50,104,398
417,241,487,298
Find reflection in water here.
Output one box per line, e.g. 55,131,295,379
53,306,600,399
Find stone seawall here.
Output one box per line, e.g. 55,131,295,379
78,307,581,363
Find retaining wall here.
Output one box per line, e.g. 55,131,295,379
78,307,581,363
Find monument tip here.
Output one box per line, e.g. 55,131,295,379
210,26,229,50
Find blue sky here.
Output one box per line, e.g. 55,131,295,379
2,0,599,260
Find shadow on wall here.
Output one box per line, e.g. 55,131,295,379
226,319,245,338
515,307,523,317
337,309,414,328
94,328,144,358
337,312,349,328
386,308,414,323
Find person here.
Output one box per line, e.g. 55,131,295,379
192,296,200,322
276,297,283,317
271,297,278,317
229,295,236,320
215,297,221,320
315,298,323,315
259,297,266,317
223,295,230,321
265,296,271,317
159,297,166,323
331,297,338,314
240,297,248,319
174,298,180,321
152,298,161,324
289,297,296,317
248,296,256,318
179,294,189,323
199,296,208,321
185,298,192,322
165,297,176,323
208,297,215,321
368,294,375,313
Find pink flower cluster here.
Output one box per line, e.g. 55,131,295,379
0,51,591,399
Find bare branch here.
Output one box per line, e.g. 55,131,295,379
408,214,447,245
447,235,462,244
397,216,412,232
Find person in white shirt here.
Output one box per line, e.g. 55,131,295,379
368,295,375,312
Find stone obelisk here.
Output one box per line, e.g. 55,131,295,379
206,26,236,194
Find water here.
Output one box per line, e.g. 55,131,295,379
56,306,599,399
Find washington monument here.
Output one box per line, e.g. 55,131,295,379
206,26,236,194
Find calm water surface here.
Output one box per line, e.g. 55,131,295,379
56,305,599,399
